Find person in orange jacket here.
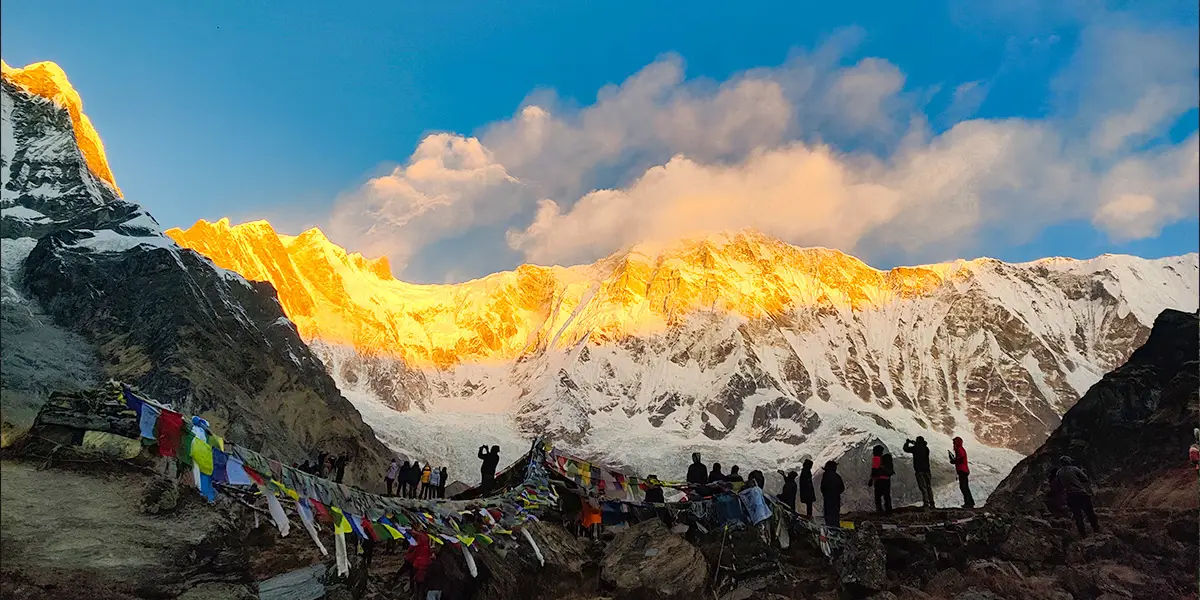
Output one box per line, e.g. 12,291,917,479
948,437,975,508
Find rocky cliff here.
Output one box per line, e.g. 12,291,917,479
988,308,1200,511
0,63,392,487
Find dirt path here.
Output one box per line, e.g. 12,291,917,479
0,460,214,587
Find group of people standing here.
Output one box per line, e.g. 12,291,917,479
682,436,982,529
865,435,975,517
385,458,448,499
297,453,350,484
684,457,767,490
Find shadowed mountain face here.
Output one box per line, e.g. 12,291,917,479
1,70,392,486
988,308,1200,511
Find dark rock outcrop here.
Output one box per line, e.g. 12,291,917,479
2,73,392,487
987,308,1199,511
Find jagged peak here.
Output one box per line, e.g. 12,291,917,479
1,59,121,196
293,226,333,246
170,217,1198,296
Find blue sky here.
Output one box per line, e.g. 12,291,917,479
3,0,1197,282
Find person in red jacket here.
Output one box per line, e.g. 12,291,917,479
948,437,975,508
867,445,894,514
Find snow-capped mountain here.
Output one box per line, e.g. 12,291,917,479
1,61,394,485
168,217,1198,505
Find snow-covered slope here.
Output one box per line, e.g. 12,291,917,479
170,218,1198,505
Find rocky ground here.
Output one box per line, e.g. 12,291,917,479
0,442,1195,600
2,311,1195,600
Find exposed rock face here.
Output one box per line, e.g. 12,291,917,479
170,217,1199,502
0,60,120,195
987,308,1200,511
600,520,708,597
1,69,391,485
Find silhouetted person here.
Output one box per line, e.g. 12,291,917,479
778,470,798,512
1057,456,1100,536
317,452,329,477
438,467,448,498
708,462,724,484
820,461,844,528
687,453,708,485
747,469,764,490
949,437,974,508
644,474,665,503
869,445,894,514
385,458,400,496
726,465,744,484
798,459,816,518
478,445,500,490
334,454,349,484
408,461,422,498
1045,466,1067,516
398,461,412,497
904,436,934,509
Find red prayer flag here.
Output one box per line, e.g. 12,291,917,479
361,516,380,542
309,499,332,524
156,411,184,458
245,466,266,486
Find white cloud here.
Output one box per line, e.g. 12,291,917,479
327,134,530,271
327,17,1198,281
1093,134,1200,240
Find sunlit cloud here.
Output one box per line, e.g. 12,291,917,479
327,14,1198,281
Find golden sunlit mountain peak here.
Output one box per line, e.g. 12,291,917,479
167,218,970,367
1,59,121,196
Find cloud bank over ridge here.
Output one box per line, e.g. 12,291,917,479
327,13,1198,282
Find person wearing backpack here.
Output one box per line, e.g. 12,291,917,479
868,445,894,514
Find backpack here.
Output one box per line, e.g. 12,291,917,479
882,454,895,477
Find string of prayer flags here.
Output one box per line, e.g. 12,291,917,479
119,384,560,576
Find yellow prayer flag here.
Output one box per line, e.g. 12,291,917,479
329,506,354,534
380,522,403,540
189,437,214,476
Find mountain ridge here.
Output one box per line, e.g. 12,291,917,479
170,214,1197,506
166,216,1198,368
1,59,120,196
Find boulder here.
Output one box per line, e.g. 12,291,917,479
141,475,181,515
832,525,888,594
600,519,707,597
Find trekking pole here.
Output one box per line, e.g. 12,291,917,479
710,525,728,589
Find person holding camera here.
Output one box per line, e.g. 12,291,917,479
903,436,935,509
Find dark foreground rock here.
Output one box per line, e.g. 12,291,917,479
988,309,1199,512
